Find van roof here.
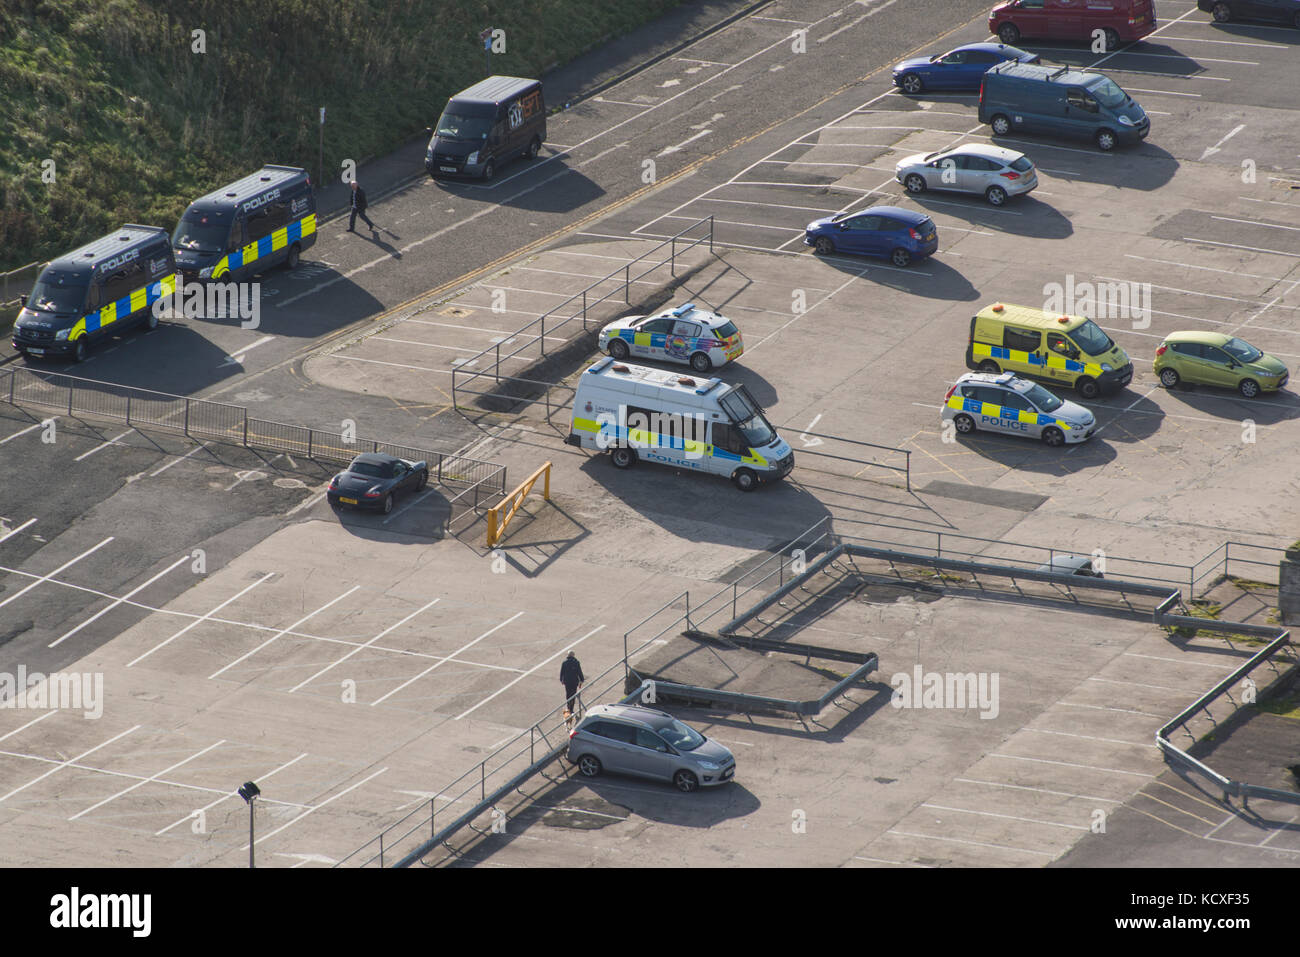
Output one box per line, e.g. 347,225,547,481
987,60,1104,88
46,224,170,276
583,358,729,400
449,75,540,105
976,302,1091,332
186,165,310,215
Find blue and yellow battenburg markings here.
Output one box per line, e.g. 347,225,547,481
972,341,1103,377
945,395,1071,431
211,214,317,279
571,416,769,467
72,273,177,340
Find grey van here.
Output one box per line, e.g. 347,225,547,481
978,62,1149,151
426,76,546,181
567,704,736,793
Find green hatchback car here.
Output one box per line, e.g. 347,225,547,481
1153,332,1288,399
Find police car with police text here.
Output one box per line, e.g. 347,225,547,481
598,303,744,374
942,372,1095,446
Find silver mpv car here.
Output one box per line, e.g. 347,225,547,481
568,704,736,793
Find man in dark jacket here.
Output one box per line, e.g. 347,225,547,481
348,181,375,232
560,651,585,715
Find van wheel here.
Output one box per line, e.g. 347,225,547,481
611,447,636,469
1096,129,1117,152
1159,368,1180,388
900,73,923,95
1212,3,1230,22
732,468,757,492
904,173,927,194
1102,28,1120,51
1239,378,1260,399
1042,426,1065,448
890,248,912,268
985,185,1007,206
689,352,712,373
72,337,87,363
527,136,541,160
608,338,630,360
998,23,1020,45
814,236,835,255
954,414,976,435
482,158,496,181
146,308,159,330
990,114,1012,136
673,769,699,793
979,360,1000,374
1077,377,1100,400
286,244,300,270
577,755,602,778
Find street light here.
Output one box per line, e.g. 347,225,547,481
238,781,261,868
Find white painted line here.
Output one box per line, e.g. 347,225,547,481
381,487,440,525
989,753,1155,777
921,803,1088,831
1124,651,1239,669
209,585,361,680
455,625,603,720
1113,51,1258,65
657,213,801,232
74,429,133,462
0,710,57,743
1056,701,1167,719
290,598,441,693
592,96,655,108
886,829,1053,856
1122,86,1201,97
818,0,899,42
49,553,190,648
0,517,37,544
325,355,451,375
1157,35,1281,48
219,335,276,367
69,739,226,821
1182,236,1299,259
247,766,388,848
1211,214,1300,233
852,855,934,867
286,491,328,516
0,537,114,612
155,752,308,835
129,571,276,667
372,611,524,707
697,197,837,214
658,129,713,156
148,442,211,477
0,419,54,446
953,778,1121,804
0,725,140,804
1024,727,1148,748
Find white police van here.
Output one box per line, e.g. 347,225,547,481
598,302,744,373
566,357,794,491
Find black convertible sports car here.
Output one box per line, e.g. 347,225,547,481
327,452,429,513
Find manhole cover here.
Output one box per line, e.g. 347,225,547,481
273,478,307,489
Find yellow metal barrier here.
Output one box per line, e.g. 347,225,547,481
487,461,552,547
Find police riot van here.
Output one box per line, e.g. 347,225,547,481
598,302,744,374
172,165,316,282
566,357,794,491
12,225,176,363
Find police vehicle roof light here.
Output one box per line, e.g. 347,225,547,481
589,357,614,373
695,377,723,395
671,303,696,317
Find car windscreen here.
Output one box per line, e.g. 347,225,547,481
1090,78,1128,110
655,719,705,752
348,461,390,478
1023,383,1063,413
435,112,493,141
1070,320,1114,356
1009,156,1033,172
713,321,739,339
25,275,88,314
172,216,229,253
1222,337,1263,363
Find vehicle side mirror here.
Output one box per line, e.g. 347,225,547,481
425,127,432,136
838,222,848,230
18,294,26,307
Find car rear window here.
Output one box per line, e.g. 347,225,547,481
713,321,739,338
919,218,936,235
1009,157,1033,172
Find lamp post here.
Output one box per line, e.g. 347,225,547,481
238,781,261,868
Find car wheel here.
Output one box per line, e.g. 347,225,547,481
733,468,757,492
1103,28,1120,51
416,469,428,490
904,173,927,194
1096,129,1117,152
673,769,699,793
1212,3,1230,22
1239,378,1260,399
690,352,712,373
608,338,630,360
998,23,1020,44
72,337,87,363
482,158,495,181
814,236,835,255
954,413,976,435
611,447,636,469
286,244,300,270
1077,377,1100,400
985,185,1007,206
527,136,541,160
979,360,1000,374
578,755,602,778
990,114,1012,136
1159,368,1180,388
901,73,923,95
382,494,394,514
1042,426,1065,448
890,247,912,268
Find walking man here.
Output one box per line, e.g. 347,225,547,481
347,180,374,232
560,651,585,718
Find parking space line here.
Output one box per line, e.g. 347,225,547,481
0,725,140,804
372,611,525,707
921,803,1088,831
0,517,37,544
247,766,388,849
0,537,114,612
1024,727,1148,748
149,441,211,477
1057,701,1167,719
155,752,309,835
0,710,58,743
1123,86,1201,97
954,778,1121,804
1153,35,1282,48
455,625,603,720
1109,51,1259,65
325,355,452,375
289,597,441,693
1212,215,1300,233
1182,236,1299,259
990,753,1155,777
693,197,837,214
372,336,484,354
49,553,191,648
852,855,935,867
69,739,227,821
1097,273,1300,312
658,213,801,232
130,572,277,667
0,418,55,446
73,429,133,462
1133,790,1219,827
208,585,361,680
1124,651,1238,669
1257,811,1299,847
1152,780,1235,816
886,829,1054,856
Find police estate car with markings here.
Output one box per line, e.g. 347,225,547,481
598,303,744,374
942,372,1095,447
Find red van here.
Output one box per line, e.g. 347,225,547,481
989,0,1157,50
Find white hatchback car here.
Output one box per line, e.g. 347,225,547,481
598,302,743,374
895,144,1037,206
942,372,1095,446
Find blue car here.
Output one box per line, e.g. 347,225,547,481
892,42,1039,94
804,206,937,267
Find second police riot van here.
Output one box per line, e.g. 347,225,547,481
171,165,316,283
566,357,794,491
598,302,744,374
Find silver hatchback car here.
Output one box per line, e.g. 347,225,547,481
943,372,1095,446
895,143,1037,206
568,703,736,792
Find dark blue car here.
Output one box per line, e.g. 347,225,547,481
892,42,1039,94
804,206,937,267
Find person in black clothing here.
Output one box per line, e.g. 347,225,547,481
560,651,584,714
347,181,374,232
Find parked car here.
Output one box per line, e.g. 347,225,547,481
979,61,1149,151
804,205,938,267
1198,0,1300,28
892,41,1039,94
1038,555,1104,578
1153,332,1288,398
598,302,743,373
327,452,429,513
896,144,1038,206
568,703,736,792
989,0,1158,51
943,371,1096,446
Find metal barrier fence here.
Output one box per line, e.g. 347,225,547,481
779,427,912,491
0,366,508,499
452,216,715,412
1,261,41,305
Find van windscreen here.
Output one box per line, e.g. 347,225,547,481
173,216,229,253
26,274,88,314
435,112,493,140
1089,78,1128,109
1071,320,1114,356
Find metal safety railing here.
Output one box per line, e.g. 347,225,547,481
1,261,41,306
779,427,912,491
